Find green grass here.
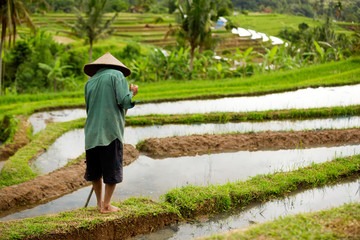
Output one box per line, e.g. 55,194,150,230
0,197,180,240
202,202,360,240
126,105,360,125
0,155,359,239
0,118,85,187
163,155,360,218
136,57,360,101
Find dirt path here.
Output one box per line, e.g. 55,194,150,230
138,128,360,158
0,144,139,214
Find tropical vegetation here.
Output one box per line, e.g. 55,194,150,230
0,0,358,94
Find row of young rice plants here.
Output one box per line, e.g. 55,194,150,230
137,57,360,101
2,104,360,188
125,105,360,125
0,154,359,240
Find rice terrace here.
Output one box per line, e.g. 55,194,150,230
1,0,360,239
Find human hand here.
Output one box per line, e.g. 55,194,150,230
130,84,138,97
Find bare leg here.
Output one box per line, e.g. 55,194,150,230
101,183,120,213
92,178,103,211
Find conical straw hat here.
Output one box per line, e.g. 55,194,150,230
83,52,131,77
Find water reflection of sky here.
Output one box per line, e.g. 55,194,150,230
28,109,86,134
5,144,360,221
30,116,360,174
28,84,360,134
128,84,360,116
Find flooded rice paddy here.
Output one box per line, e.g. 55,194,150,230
2,85,360,238
128,84,360,116
27,84,360,133
4,144,360,221
30,116,360,174
132,179,360,240
28,109,87,134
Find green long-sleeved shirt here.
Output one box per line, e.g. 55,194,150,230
84,68,135,150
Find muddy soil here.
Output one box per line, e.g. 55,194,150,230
0,116,30,161
26,210,180,240
138,128,360,158
0,144,139,213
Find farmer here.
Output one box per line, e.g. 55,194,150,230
83,52,138,213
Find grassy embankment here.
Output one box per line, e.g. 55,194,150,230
201,202,360,240
0,154,359,239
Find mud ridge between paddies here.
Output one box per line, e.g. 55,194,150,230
138,128,360,158
0,144,139,214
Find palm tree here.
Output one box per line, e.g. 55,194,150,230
70,0,117,63
177,0,214,72
0,0,35,95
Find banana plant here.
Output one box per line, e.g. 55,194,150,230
257,46,278,73
38,58,72,92
234,47,255,77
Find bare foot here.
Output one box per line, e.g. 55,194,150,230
101,204,120,214
97,201,103,212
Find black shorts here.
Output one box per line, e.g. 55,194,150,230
84,139,123,184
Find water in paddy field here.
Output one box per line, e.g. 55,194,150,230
132,179,360,240
124,116,360,145
30,129,85,174
28,109,87,134
27,84,360,133
30,116,360,174
128,84,360,116
3,144,360,221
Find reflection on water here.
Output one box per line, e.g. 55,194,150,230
28,109,86,134
128,84,360,116
28,85,360,134
30,129,85,174
113,145,360,201
133,179,360,240
125,116,360,145
3,144,360,221
30,116,360,174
